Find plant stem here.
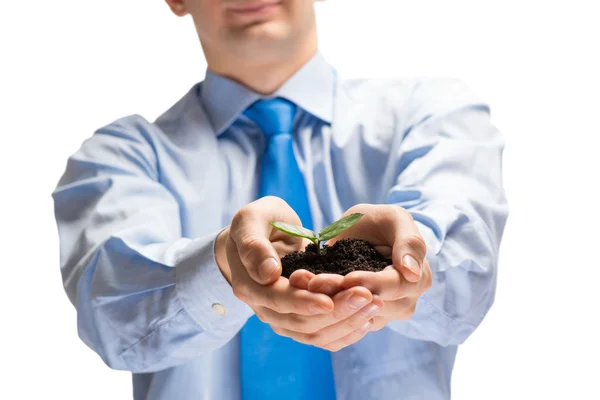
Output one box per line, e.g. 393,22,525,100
317,240,322,256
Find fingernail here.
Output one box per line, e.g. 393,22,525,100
348,295,370,310
259,258,279,281
358,319,373,332
403,254,421,277
310,304,331,314
361,304,380,318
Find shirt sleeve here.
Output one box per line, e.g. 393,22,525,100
384,80,509,346
52,116,252,373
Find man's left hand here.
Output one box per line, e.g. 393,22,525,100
290,203,433,332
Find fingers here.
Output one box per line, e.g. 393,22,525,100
321,321,373,352
319,294,383,349
390,209,427,283
288,269,315,290
273,296,384,351
259,278,334,315
329,286,373,320
342,261,433,301
230,196,302,285
368,298,417,332
342,266,411,300
368,316,388,332
255,286,373,333
234,275,334,316
307,274,345,296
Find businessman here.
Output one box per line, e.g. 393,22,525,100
52,1,508,399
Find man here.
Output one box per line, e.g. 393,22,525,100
52,0,508,399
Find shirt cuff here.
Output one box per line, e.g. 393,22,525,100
175,230,253,338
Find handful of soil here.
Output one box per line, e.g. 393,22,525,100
281,238,392,278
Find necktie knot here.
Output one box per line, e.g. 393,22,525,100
243,98,296,138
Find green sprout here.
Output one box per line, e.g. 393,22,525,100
270,213,364,256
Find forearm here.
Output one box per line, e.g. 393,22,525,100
67,227,251,373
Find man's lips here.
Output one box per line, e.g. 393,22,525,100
227,1,282,15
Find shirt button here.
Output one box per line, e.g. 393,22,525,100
212,303,226,316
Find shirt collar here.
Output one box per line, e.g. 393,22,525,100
200,51,335,136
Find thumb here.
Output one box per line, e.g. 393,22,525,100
230,197,298,285
230,196,306,285
236,234,282,285
392,236,427,284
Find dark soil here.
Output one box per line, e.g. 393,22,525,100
281,238,392,278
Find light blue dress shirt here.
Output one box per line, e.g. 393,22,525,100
53,52,508,400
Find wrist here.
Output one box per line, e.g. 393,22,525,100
215,227,232,286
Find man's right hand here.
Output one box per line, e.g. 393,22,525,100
215,196,335,316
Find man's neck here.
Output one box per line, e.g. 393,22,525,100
205,44,317,95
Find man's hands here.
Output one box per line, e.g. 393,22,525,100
215,198,431,351
215,197,382,351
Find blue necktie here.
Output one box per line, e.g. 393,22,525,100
239,98,336,400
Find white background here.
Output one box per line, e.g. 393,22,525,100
1,0,599,399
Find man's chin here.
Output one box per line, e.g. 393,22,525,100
233,19,290,42
225,23,293,57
